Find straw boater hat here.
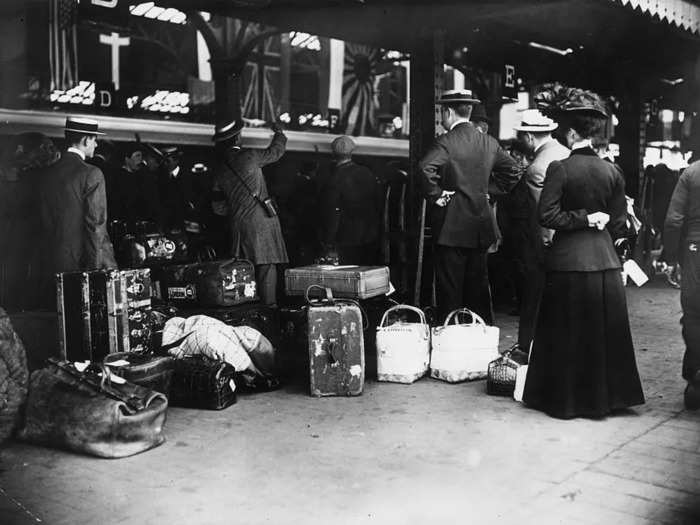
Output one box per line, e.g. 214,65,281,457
212,119,245,143
64,117,105,135
436,89,481,105
514,109,558,133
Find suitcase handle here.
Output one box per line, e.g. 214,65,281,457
378,304,427,328
443,308,487,328
305,285,334,305
305,285,369,331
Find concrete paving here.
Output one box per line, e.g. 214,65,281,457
1,281,698,525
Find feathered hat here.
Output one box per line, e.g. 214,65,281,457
534,83,609,119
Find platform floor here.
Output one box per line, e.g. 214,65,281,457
1,282,698,525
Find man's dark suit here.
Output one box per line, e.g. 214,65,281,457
421,121,522,323
37,150,117,307
319,160,382,265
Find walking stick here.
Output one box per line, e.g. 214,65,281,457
414,198,427,306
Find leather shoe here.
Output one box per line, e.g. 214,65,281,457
684,382,700,410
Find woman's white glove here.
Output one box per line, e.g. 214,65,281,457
587,211,610,230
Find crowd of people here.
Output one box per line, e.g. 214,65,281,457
0,82,697,418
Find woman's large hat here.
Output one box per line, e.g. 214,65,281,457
535,83,609,118
514,109,558,132
64,117,105,135
436,89,481,105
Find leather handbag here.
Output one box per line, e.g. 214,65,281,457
430,308,500,383
169,355,237,410
376,304,430,384
18,358,168,458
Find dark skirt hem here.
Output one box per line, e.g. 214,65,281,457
522,269,645,420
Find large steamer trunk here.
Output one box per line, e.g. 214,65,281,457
56,268,152,362
285,265,390,299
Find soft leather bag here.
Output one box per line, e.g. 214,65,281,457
18,358,168,458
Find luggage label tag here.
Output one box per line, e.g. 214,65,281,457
168,284,197,300
223,269,239,291
244,282,256,297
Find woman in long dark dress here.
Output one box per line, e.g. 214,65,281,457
523,90,645,419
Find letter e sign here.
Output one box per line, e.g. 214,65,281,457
504,65,515,89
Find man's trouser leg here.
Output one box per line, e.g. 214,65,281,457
434,245,467,323
256,264,278,306
462,248,494,325
681,243,700,382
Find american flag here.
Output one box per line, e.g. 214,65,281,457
49,0,79,91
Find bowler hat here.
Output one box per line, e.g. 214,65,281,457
213,119,244,143
471,104,491,124
64,117,105,135
514,109,558,132
436,89,481,105
331,135,356,156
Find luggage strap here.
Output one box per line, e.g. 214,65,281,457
48,358,147,412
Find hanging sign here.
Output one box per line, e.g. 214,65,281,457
79,0,130,31
502,64,517,101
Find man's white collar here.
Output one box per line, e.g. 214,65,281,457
67,147,85,160
450,118,470,131
170,165,180,178
571,139,592,151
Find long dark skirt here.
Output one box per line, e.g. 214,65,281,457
523,269,645,419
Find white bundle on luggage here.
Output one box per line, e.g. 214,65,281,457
430,308,500,383
162,315,273,373
376,305,430,384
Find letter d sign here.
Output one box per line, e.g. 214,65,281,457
99,90,112,108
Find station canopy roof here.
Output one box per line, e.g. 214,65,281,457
153,0,700,89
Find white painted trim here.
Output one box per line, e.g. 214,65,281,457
0,108,408,157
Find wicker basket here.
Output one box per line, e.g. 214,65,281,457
486,351,520,396
170,355,237,410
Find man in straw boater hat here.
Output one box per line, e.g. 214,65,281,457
213,118,288,306
36,117,117,307
512,109,570,356
420,89,523,324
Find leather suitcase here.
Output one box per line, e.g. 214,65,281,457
118,231,189,268
285,265,390,299
56,268,153,362
306,287,365,397
104,352,174,397
159,259,257,307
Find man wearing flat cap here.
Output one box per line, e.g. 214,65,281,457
213,119,288,306
319,135,382,264
37,117,117,307
512,109,570,353
421,89,523,324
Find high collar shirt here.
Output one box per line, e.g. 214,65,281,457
67,147,85,160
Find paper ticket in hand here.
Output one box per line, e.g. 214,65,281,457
623,259,649,287
436,190,456,207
